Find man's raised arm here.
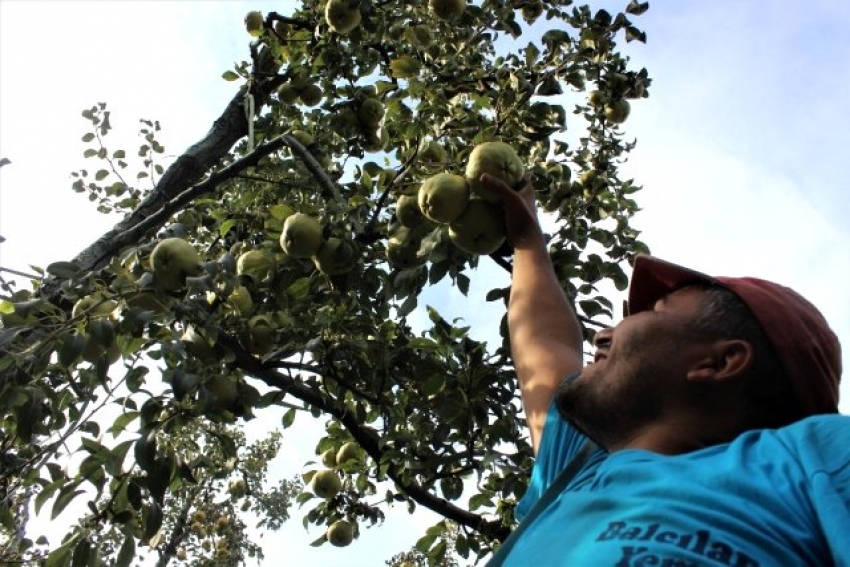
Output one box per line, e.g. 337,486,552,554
481,174,584,454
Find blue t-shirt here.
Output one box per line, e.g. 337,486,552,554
502,403,850,566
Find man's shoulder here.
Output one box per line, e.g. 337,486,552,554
767,414,850,472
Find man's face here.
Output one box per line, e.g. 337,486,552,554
556,286,713,449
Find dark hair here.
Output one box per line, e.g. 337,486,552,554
686,283,803,429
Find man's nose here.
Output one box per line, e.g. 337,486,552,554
594,326,613,348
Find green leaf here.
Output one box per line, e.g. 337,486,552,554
115,535,135,567
219,218,237,237
95,169,109,181
287,277,311,299
81,133,95,142
112,149,126,159
626,1,650,16
222,70,240,81
45,261,81,278
281,408,296,428
45,544,73,567
51,482,85,520
35,478,65,515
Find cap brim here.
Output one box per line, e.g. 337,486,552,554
628,255,719,315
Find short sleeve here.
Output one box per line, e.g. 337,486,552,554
777,415,850,565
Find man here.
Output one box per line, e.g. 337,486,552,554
479,173,848,566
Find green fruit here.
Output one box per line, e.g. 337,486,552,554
465,142,525,203
387,226,427,270
406,25,433,47
588,90,607,107
395,194,426,228
320,448,338,468
244,11,264,37
312,237,356,275
299,84,323,107
310,469,342,499
326,520,354,547
448,199,506,255
229,479,247,496
358,98,384,127
418,173,470,224
325,0,361,34
277,83,300,104
521,1,544,23
226,286,253,316
363,127,388,152
419,140,447,164
236,250,276,282
247,315,276,354
429,0,466,20
604,99,631,123
204,376,239,412
336,442,360,466
82,337,121,365
150,238,203,291
280,213,324,258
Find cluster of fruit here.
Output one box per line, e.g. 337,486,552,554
306,442,362,546
280,212,356,276
185,510,233,560
387,141,525,269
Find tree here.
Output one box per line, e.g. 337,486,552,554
0,0,651,564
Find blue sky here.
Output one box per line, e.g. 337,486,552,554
1,1,848,565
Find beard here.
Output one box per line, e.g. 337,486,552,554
555,359,665,450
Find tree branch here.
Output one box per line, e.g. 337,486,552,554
218,334,508,541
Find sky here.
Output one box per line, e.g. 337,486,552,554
1,1,849,565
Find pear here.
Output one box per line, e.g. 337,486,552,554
604,99,631,124
429,0,466,20
277,83,300,104
320,448,338,468
325,0,361,34
150,238,204,291
247,314,276,353
358,98,384,128
326,520,354,547
310,469,342,499
312,237,356,275
336,442,361,466
395,194,426,228
280,213,324,258
226,286,253,316
419,140,447,164
236,250,276,282
203,376,239,412
299,84,323,107
448,199,506,255
244,11,264,37
588,90,607,107
465,142,525,203
418,173,470,224
387,225,428,270
363,127,388,152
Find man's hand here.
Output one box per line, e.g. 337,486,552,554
477,173,543,251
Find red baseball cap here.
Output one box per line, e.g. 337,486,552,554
628,255,842,417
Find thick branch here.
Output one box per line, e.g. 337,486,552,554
219,335,508,540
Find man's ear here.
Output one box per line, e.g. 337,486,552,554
686,340,753,384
